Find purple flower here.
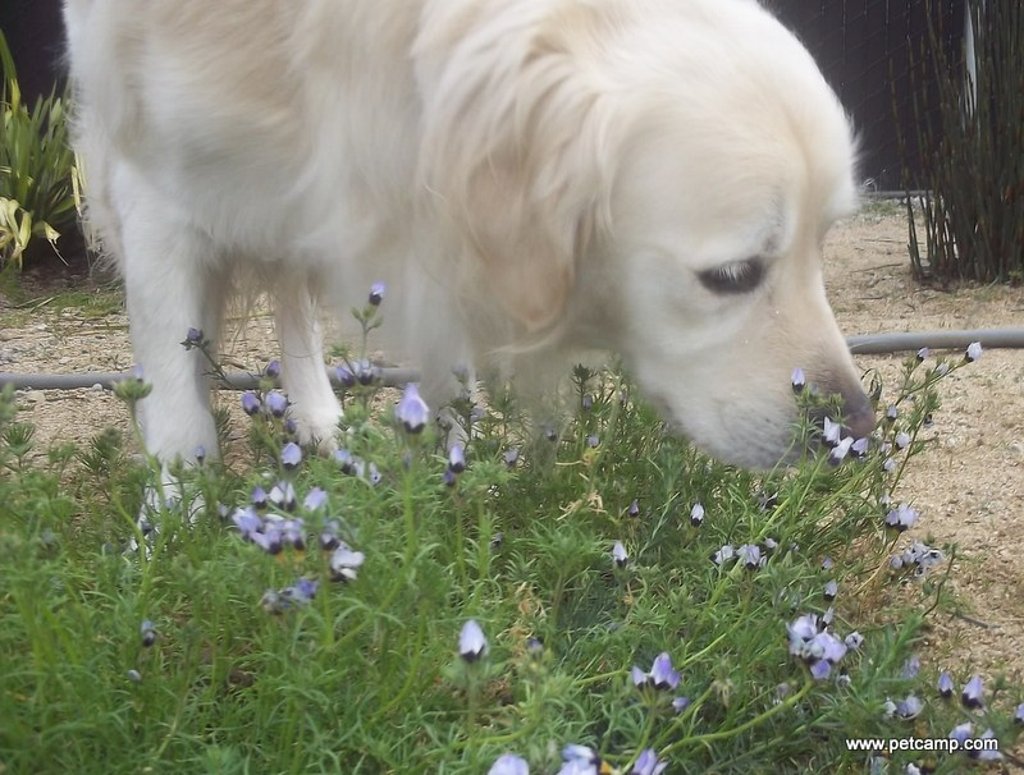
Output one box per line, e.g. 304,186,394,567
281,577,318,604
560,744,600,775
902,655,921,679
689,503,705,527
844,631,864,650
303,487,327,511
712,544,735,566
488,754,529,775
581,394,593,411
395,383,430,433
895,694,923,719
737,543,763,570
265,390,288,418
354,358,381,385
1013,702,1024,724
185,327,204,346
822,417,842,446
251,522,283,555
885,504,919,532
442,469,457,487
973,728,1002,761
628,499,641,518
194,445,207,464
650,652,681,691
241,391,261,416
791,367,806,393
885,404,899,422
232,507,262,539
962,674,984,709
503,447,520,468
269,481,297,511
829,436,854,465
949,722,973,746
895,431,911,450
823,580,838,601
851,437,870,458
458,619,488,662
368,281,386,306
631,748,667,775
448,444,466,473
916,347,930,361
671,696,691,713
280,518,305,550
966,341,983,362
264,359,281,379
320,519,341,551
250,485,269,510
367,462,382,486
334,448,355,474
329,542,365,582
586,435,600,448
334,365,355,388
612,541,629,568
809,660,831,680
281,442,302,470
937,671,954,699
140,619,157,647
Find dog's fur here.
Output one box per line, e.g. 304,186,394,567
63,0,873,469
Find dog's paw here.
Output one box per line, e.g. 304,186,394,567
290,404,343,454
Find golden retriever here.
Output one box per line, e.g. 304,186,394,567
63,0,873,471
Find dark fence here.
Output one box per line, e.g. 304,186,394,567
4,0,963,193
769,0,964,191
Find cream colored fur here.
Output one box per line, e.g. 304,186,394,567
63,0,872,469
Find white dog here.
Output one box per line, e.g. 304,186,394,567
63,0,873,471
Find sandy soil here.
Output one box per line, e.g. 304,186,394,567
2,205,1023,738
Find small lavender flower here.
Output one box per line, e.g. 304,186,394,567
851,437,870,458
442,469,457,487
269,481,297,511
689,503,705,527
671,696,691,713
232,507,262,539
368,281,386,306
823,580,838,601
612,541,629,568
280,518,305,550
488,754,529,775
448,444,466,473
329,542,365,582
581,394,593,411
334,365,355,388
586,435,600,448
631,749,667,775
265,390,288,418
737,543,763,570
185,327,204,346
628,499,641,518
822,417,842,446
962,674,984,709
281,577,318,604
140,619,157,647
559,746,600,775
526,637,544,656
281,442,302,470
885,404,899,422
458,619,488,662
821,556,834,571
965,341,983,362
973,728,1002,761
895,431,911,450
649,652,681,690
303,487,327,511
251,521,284,555
503,447,520,468
934,362,950,377
829,436,854,465
712,544,735,566
902,655,921,679
320,519,341,551
885,504,919,532
895,694,924,720
1013,702,1024,724
906,763,922,775
354,358,381,385
948,723,974,749
791,367,806,393
883,457,897,473
916,347,931,361
334,448,355,474
263,359,281,379
809,660,831,680
844,631,864,650
395,383,430,433
241,391,261,416
937,671,954,699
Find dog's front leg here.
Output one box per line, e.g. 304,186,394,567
273,275,342,451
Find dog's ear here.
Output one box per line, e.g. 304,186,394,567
417,17,620,332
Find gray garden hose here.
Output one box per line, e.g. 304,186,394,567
1,328,1022,391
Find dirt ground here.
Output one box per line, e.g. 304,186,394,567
2,204,1023,727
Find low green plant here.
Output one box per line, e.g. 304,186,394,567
0,312,1019,772
0,28,80,270
903,0,1024,284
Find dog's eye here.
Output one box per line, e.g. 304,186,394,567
697,259,764,295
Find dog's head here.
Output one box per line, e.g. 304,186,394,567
417,0,874,468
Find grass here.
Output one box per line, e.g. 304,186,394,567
0,319,1020,773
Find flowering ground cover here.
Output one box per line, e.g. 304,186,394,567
1,283,1021,773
